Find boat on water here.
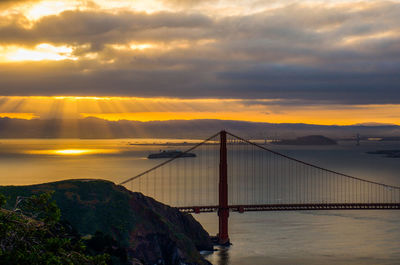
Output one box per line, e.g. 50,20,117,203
147,150,196,159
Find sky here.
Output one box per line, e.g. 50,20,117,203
0,0,399,125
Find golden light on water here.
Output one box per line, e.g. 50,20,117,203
26,149,119,156
54,149,94,155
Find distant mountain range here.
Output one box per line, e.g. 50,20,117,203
0,117,399,139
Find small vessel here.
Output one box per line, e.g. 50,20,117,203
147,150,196,159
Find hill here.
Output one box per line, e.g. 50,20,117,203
0,117,399,139
0,179,213,265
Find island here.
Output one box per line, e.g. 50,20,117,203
366,150,400,158
273,135,337,145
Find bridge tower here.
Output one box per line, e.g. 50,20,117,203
218,130,230,245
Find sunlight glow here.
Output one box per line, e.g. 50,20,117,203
55,149,96,155
130,43,154,50
27,149,119,156
0,113,38,119
53,96,115,101
111,43,155,51
341,31,399,46
0,96,399,126
25,1,81,21
1,44,77,62
55,149,93,155
3,0,168,24
94,0,165,13
110,40,216,52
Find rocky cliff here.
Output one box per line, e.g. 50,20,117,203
0,179,213,265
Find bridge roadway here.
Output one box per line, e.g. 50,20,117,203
178,203,400,213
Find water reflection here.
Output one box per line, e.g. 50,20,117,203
197,210,400,265
216,246,230,265
25,148,120,155
204,246,230,265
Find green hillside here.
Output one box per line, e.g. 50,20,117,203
0,180,212,265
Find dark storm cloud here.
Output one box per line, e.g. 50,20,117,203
0,10,213,47
0,2,400,104
217,64,400,104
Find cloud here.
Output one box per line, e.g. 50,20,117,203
161,0,216,8
0,10,213,47
0,1,399,105
0,0,39,7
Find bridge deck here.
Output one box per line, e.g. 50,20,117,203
178,203,400,213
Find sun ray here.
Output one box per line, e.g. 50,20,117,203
0,96,398,125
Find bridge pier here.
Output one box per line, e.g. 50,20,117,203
218,130,230,245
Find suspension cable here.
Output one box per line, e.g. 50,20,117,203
226,131,400,190
119,132,219,185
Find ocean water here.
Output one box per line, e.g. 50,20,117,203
0,138,399,264
198,210,400,265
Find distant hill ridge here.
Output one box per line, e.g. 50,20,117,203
0,117,399,139
274,135,337,145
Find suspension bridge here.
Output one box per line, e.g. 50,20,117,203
119,130,400,245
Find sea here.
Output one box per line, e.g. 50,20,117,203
0,138,399,265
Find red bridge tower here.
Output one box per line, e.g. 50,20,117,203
218,130,230,245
